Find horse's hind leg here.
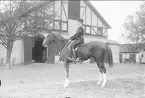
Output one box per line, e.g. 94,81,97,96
96,61,106,87
102,69,106,87
97,70,103,85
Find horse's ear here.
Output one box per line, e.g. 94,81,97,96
43,33,49,38
51,32,57,37
51,32,55,35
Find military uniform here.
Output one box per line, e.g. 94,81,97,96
68,18,84,62
69,24,84,49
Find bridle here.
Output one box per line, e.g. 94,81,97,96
45,33,56,45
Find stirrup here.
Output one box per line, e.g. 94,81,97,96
76,58,80,61
68,45,71,50
68,57,75,61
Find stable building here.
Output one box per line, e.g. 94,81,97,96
0,0,119,65
120,44,145,63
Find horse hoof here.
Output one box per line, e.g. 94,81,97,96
101,84,106,87
97,80,102,85
63,81,69,88
63,83,69,88
97,82,100,85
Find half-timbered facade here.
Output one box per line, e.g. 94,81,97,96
0,0,118,65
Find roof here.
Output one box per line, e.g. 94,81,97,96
119,44,145,53
84,0,111,29
106,40,120,45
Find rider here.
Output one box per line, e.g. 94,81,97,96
68,18,84,61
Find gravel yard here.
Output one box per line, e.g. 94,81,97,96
0,63,144,98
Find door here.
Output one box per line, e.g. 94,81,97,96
23,36,32,65
46,43,57,64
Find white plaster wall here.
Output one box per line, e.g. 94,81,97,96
0,39,24,65
68,19,78,37
11,39,24,64
109,44,119,63
137,50,145,63
0,44,7,64
136,53,140,63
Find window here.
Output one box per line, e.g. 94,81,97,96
80,7,86,24
63,3,68,18
45,3,54,15
54,22,60,29
54,1,61,20
86,26,90,34
98,18,103,27
61,2,68,21
80,7,85,19
97,27,103,35
47,22,53,29
92,12,97,26
102,29,108,36
91,27,97,35
62,22,67,31
86,7,91,25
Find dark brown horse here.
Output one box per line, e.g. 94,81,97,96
42,32,113,87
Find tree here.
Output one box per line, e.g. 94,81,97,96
123,2,145,53
0,0,55,68
24,1,58,33
0,1,53,27
0,1,28,68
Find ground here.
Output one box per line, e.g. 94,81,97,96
0,63,145,98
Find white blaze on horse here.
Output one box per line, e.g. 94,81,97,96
42,32,113,88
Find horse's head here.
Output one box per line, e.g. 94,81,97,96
42,33,56,47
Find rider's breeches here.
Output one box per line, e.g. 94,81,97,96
68,39,84,49
73,39,84,49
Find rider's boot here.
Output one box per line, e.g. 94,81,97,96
72,48,77,63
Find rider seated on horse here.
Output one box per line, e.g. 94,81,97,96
68,18,84,61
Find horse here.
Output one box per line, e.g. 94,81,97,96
42,32,113,87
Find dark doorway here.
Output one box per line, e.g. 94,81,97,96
32,36,46,63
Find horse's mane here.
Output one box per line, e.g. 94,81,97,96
52,32,68,42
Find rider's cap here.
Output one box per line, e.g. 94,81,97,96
77,18,83,23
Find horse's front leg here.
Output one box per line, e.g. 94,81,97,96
63,61,70,88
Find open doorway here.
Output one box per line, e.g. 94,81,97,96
32,36,46,63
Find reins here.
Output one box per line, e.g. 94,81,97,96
51,33,69,55
59,40,70,55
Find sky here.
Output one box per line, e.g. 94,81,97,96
90,1,143,44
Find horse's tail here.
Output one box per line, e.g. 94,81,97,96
105,45,113,67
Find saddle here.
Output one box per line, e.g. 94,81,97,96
67,41,85,51
75,43,85,51
67,42,85,63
